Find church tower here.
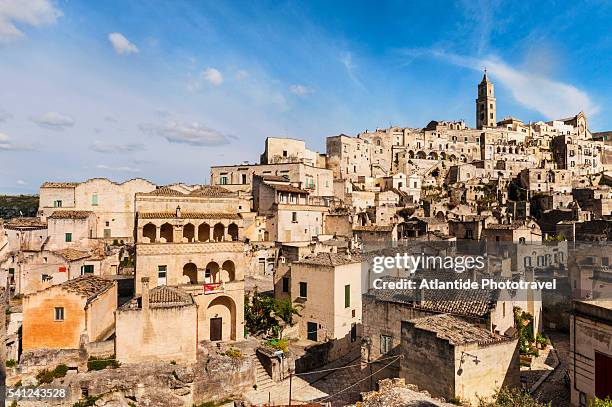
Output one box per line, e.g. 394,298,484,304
476,69,496,129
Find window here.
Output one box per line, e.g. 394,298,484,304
80,265,94,275
307,321,317,341
158,265,167,285
8,267,14,275
465,230,473,239
380,335,393,354
65,233,72,242
292,212,298,223
53,200,62,208
524,257,532,267
91,193,98,206
344,284,351,308
299,282,307,298
283,150,288,157
220,176,228,185
282,277,289,293
241,174,247,184
54,307,64,321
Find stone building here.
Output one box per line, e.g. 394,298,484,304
22,275,117,350
518,168,572,194
400,314,519,405
46,210,98,250
134,185,245,342
569,299,612,405
326,134,373,182
476,70,496,129
38,178,157,242
115,278,198,364
277,252,362,359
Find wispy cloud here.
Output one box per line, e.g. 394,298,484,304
202,67,223,86
0,0,62,43
90,141,145,154
0,132,36,151
95,164,141,173
108,32,139,55
140,121,230,146
289,84,313,96
30,111,75,130
339,52,365,90
16,179,26,185
404,49,599,120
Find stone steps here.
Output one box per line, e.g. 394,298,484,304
254,360,275,390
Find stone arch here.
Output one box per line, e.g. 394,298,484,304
416,151,426,159
206,295,237,341
213,223,225,241
221,260,236,282
183,223,195,242
183,262,198,284
408,150,415,159
198,223,210,242
143,223,156,242
440,152,447,160
206,261,220,283
428,151,438,160
460,154,467,163
160,223,173,243
227,223,239,241
449,154,457,162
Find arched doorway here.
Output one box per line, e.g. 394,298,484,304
160,223,173,242
198,223,210,242
183,263,197,284
143,223,156,242
213,223,225,241
183,223,195,242
221,260,235,282
205,261,220,283
227,223,239,241
207,296,237,341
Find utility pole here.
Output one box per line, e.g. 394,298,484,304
288,369,293,406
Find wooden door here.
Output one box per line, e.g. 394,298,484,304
210,317,223,341
595,351,612,399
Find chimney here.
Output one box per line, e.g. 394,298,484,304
141,277,150,311
176,205,181,218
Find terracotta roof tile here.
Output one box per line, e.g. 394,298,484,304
188,185,234,197
52,248,91,261
121,286,194,310
297,252,362,267
266,183,309,194
353,225,394,232
41,182,79,188
141,186,185,196
409,314,509,345
4,217,47,230
35,275,116,304
49,210,94,220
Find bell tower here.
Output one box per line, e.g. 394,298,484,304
476,69,496,129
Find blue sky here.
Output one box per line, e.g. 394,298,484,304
1,0,611,194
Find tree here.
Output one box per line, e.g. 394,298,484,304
245,290,302,337
478,387,550,407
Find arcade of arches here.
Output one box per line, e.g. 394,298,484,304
141,221,240,243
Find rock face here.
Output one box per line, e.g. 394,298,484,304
353,378,457,407
193,351,255,402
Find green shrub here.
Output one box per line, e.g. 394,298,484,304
73,395,101,407
6,359,17,368
264,338,288,353
225,348,241,358
36,364,69,384
590,397,612,407
87,356,120,371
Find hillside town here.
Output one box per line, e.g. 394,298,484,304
1,72,612,407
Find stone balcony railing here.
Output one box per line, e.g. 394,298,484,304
136,241,245,255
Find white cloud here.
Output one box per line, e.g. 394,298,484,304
0,0,62,43
405,49,599,120
96,164,141,173
140,121,230,146
30,111,74,130
108,32,139,55
289,84,313,96
90,141,145,153
16,179,26,185
340,52,365,90
202,67,223,86
0,132,35,151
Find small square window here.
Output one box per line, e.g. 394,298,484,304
54,307,65,321
65,233,72,242
299,282,307,298
380,335,393,354
282,277,289,293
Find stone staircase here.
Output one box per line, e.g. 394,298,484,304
254,357,275,391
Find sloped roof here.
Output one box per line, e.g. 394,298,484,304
188,185,234,197
353,225,394,232
49,210,94,220
121,286,194,310
41,182,79,188
4,217,47,230
409,314,509,345
141,186,185,196
32,275,116,304
266,183,309,194
52,248,91,261
297,252,362,267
